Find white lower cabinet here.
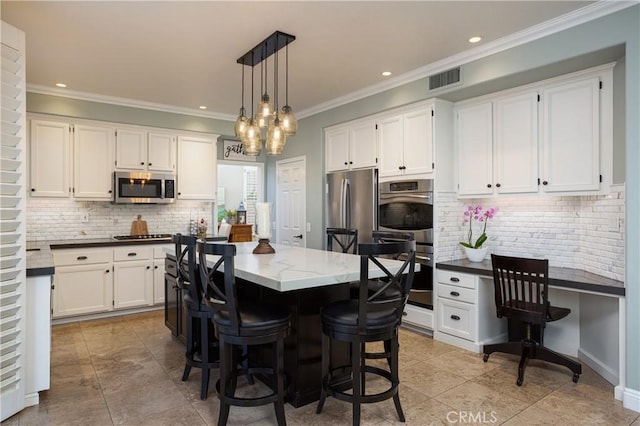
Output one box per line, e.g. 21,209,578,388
52,244,168,319
52,249,113,318
434,269,506,352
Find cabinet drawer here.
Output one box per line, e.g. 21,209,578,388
113,246,152,261
53,249,111,266
402,304,434,330
436,270,476,289
437,298,476,341
437,282,476,304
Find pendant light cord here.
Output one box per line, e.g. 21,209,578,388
285,42,289,105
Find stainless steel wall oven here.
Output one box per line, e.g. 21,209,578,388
379,179,433,309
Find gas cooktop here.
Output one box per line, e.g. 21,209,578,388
113,234,173,241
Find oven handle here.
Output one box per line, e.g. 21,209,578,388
379,193,433,203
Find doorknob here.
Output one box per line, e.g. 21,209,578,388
293,234,303,239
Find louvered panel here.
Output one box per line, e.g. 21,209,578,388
1,21,26,421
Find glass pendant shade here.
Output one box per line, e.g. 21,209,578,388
242,118,262,156
234,107,249,138
266,116,286,156
280,105,297,136
257,94,273,128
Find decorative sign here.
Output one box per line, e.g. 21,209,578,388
223,139,256,161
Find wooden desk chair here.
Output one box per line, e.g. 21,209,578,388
317,240,416,426
483,254,581,385
326,227,358,254
197,241,291,426
173,233,219,400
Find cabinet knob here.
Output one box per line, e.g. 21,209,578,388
154,265,158,269
105,269,110,273
543,181,548,185
108,189,113,193
487,184,492,188
148,163,152,166
450,277,460,282
451,315,461,321
344,162,348,165
31,188,35,192
349,161,353,165
496,183,501,188
146,266,151,269
140,162,145,165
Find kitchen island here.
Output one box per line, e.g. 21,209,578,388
166,242,412,407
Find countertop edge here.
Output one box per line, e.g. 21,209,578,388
436,260,625,297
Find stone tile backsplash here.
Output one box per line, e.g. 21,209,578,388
435,184,625,282
26,198,213,242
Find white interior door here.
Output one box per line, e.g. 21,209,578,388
276,156,306,247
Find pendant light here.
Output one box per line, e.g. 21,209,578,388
234,60,249,139
266,36,286,155
241,65,261,156
256,43,273,129
280,41,297,136
236,31,296,156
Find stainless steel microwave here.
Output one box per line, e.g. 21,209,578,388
113,171,176,204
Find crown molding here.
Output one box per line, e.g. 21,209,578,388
27,84,237,122
26,1,634,122
297,0,635,119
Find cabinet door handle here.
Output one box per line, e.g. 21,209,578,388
77,256,88,260
487,183,492,188
146,265,151,269
149,163,152,166
451,315,461,321
450,291,460,297
31,188,35,192
449,277,460,282
154,265,158,269
140,161,145,165
128,252,137,257
105,269,110,273
496,183,501,188
543,180,549,185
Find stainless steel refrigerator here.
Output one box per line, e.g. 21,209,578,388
326,168,378,248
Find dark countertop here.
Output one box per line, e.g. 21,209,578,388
26,236,227,277
436,259,625,297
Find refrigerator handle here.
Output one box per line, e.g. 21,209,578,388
340,179,346,228
344,178,351,229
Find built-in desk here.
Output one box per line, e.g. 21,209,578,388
436,259,626,401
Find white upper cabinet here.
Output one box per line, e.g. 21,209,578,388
378,106,433,179
29,119,71,197
325,119,377,172
73,124,115,200
494,91,539,194
177,135,217,200
455,64,612,197
147,132,177,172
115,129,176,172
541,76,601,193
456,102,493,196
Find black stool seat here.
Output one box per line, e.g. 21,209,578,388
198,241,291,426
321,300,399,333
214,302,290,338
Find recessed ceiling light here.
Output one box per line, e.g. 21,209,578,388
468,36,482,43
382,71,392,77
55,83,67,88
199,106,207,110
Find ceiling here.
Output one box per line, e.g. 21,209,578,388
2,1,599,121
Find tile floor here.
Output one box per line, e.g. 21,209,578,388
4,310,639,425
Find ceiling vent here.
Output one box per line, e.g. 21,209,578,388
429,67,461,90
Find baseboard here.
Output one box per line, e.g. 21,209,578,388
51,305,163,325
433,331,481,353
622,387,640,413
24,392,39,408
577,347,618,386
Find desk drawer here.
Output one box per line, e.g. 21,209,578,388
437,282,476,304
436,270,476,289
437,298,476,341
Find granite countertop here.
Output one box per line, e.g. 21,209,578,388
436,258,625,297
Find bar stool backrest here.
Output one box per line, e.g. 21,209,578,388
326,227,358,254
197,241,241,333
173,233,202,304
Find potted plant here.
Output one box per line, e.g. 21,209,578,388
459,204,498,262
225,209,237,224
